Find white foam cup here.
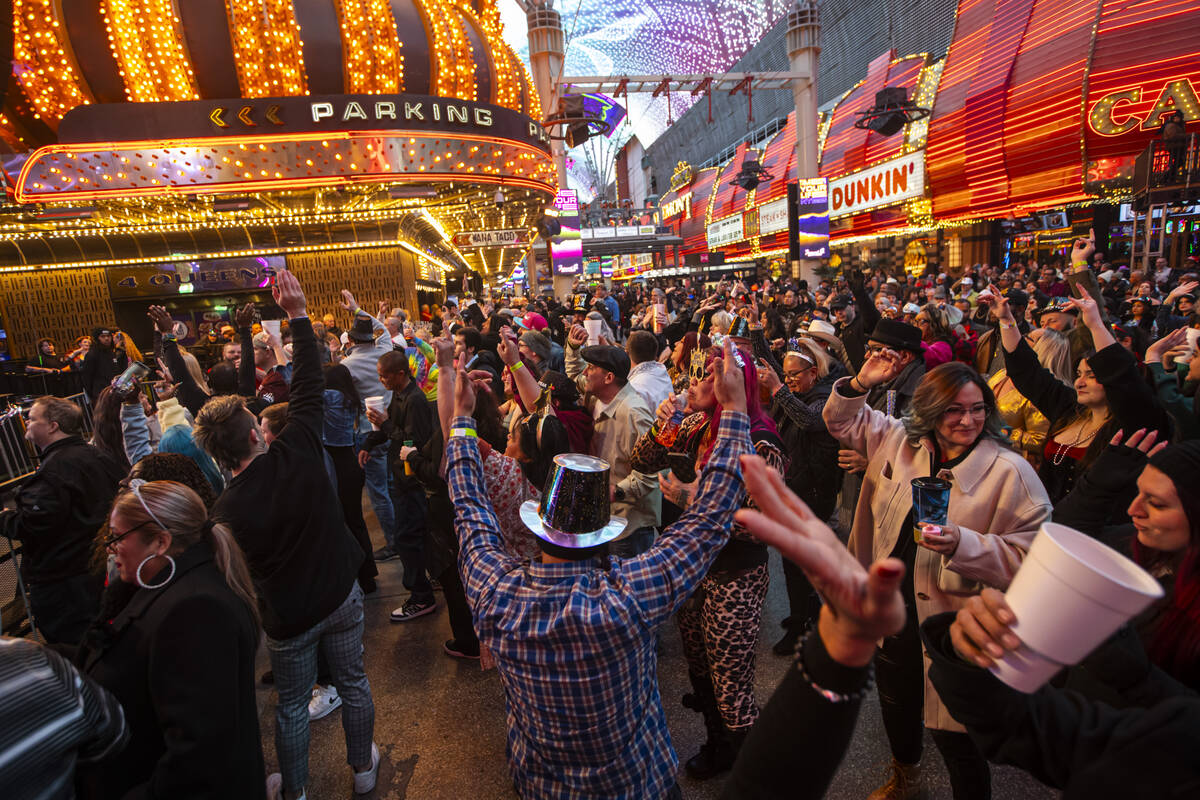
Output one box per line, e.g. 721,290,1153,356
990,522,1164,693
364,395,386,431
584,319,603,346
1175,328,1200,364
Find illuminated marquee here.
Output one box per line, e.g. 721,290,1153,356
662,191,693,219
828,151,925,218
1088,76,1200,136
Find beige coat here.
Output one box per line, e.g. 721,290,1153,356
824,379,1051,730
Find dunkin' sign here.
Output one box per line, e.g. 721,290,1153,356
828,151,925,219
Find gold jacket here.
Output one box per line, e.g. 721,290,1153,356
988,369,1050,454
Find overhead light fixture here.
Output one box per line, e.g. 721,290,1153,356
388,185,438,199
544,94,612,148
729,157,773,192
853,87,931,137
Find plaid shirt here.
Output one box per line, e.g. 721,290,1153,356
446,412,752,800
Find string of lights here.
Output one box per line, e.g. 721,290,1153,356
226,0,308,97
13,0,92,124
101,0,199,102
338,0,405,93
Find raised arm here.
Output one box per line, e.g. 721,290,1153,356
822,349,906,454
273,270,323,437
496,326,543,412
235,303,256,397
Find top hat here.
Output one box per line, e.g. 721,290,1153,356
868,318,923,354
727,315,752,340
519,454,627,548
347,316,377,342
572,293,592,313
1033,298,1079,325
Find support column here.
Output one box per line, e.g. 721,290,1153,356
526,2,568,189
788,1,822,285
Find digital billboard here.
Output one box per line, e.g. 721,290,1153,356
795,178,829,259
551,189,582,276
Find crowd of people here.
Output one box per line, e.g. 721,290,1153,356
2,230,1200,800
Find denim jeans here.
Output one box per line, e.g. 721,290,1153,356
360,440,395,549
391,486,434,604
606,526,657,559
266,582,374,793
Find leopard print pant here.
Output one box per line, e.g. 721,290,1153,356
676,562,770,730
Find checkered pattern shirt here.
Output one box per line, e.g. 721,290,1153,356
446,412,752,800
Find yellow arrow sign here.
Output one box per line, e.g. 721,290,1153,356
265,104,282,125
238,106,256,127
209,107,228,128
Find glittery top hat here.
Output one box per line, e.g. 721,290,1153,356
727,315,752,340
519,453,627,548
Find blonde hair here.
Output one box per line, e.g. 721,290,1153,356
119,332,144,363
709,310,733,335
1032,327,1073,386
788,339,830,379
112,480,259,629
180,350,212,395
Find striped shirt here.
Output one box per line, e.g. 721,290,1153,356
0,637,128,800
446,411,751,800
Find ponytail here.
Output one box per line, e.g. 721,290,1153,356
202,520,261,631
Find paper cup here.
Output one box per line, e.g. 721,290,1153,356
584,319,603,346
1175,328,1200,364
364,395,386,431
653,303,667,334
262,319,281,338
991,522,1164,693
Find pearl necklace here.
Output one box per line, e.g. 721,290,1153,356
1051,420,1102,466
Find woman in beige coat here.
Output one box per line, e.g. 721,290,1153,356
824,356,1050,800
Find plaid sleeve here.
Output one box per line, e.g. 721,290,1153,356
445,415,520,609
623,411,751,627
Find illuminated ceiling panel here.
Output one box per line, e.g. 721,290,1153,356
501,0,793,148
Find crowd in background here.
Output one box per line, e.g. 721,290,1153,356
2,231,1200,800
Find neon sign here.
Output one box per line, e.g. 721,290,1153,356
1088,77,1200,137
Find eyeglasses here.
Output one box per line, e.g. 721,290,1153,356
942,404,989,421
101,519,155,551
783,369,813,380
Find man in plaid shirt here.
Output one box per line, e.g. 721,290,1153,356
445,339,753,799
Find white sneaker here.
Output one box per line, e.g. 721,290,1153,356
308,684,342,721
353,742,381,794
265,773,307,800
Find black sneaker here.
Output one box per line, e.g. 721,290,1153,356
443,639,480,660
390,598,437,622
373,546,400,562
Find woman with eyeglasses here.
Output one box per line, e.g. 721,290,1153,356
75,479,263,799
823,358,1051,800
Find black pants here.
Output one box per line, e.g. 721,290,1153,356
28,573,102,645
876,533,991,799
391,485,433,604
438,563,478,652
781,558,822,635
326,445,378,593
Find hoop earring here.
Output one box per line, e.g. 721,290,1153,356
136,553,176,589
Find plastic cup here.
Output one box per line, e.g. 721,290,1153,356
653,303,667,333
584,319,603,346
911,477,951,543
364,395,385,431
262,319,281,338
990,522,1165,693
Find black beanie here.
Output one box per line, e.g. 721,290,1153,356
1148,440,1200,497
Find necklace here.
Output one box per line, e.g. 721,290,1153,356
1051,418,1103,466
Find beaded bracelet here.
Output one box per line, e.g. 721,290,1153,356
794,628,875,704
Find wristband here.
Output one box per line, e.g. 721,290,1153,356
509,360,525,372
450,427,477,439
999,321,1017,330
1071,261,1088,268
162,333,177,342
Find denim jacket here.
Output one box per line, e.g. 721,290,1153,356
322,389,359,447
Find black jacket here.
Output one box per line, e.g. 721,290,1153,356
867,356,925,418
922,612,1200,799
213,316,364,640
80,344,128,402
78,543,264,799
769,375,841,520
361,377,436,489
1,436,124,584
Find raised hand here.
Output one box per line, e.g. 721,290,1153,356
147,305,175,335
496,327,520,366
1145,326,1188,366
454,367,477,417
1069,227,1096,266
1108,427,1168,459
567,324,588,348
1066,292,1102,328
378,300,390,319
736,455,905,666
430,336,455,369
339,289,357,312
711,337,747,413
235,302,256,329
856,347,902,390
757,364,782,396
273,270,307,319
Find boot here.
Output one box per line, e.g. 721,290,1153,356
867,758,924,800
682,674,740,780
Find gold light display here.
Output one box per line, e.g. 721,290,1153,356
225,0,308,97
102,0,199,102
338,0,405,93
474,0,521,109
13,0,91,124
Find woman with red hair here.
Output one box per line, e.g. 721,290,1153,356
631,343,786,780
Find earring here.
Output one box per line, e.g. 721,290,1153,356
136,553,176,589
